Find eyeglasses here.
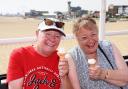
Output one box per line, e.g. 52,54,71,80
44,18,65,28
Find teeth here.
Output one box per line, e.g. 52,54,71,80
47,41,55,47
47,43,54,47
90,43,94,46
47,44,53,47
88,43,95,48
88,45,93,48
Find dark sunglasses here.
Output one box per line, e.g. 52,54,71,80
44,18,65,28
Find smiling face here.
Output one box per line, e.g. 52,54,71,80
36,30,62,56
76,27,98,54
73,16,99,54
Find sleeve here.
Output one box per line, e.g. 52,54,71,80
7,48,24,82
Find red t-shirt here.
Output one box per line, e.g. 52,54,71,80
7,46,60,89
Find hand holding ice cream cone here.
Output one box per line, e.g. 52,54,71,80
58,48,69,78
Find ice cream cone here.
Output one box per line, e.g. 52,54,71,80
57,48,66,60
88,59,96,68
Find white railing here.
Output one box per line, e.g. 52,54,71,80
0,34,74,45
1,30,128,45
0,36,37,45
0,30,128,63
106,30,128,36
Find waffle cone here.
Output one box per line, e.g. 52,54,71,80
58,53,65,60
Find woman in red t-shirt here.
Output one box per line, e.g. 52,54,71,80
7,18,72,89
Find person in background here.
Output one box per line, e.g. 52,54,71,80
7,18,71,89
66,16,128,89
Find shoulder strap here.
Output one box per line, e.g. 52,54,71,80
98,45,114,69
98,45,123,89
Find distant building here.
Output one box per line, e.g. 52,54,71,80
67,1,88,18
92,11,100,18
25,10,48,18
116,5,128,15
108,5,128,17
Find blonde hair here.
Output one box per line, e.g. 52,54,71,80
73,16,98,35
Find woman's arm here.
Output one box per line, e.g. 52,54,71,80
103,70,128,86
65,54,81,89
103,43,128,86
58,57,73,89
89,43,128,86
110,43,128,81
8,77,23,89
60,75,73,89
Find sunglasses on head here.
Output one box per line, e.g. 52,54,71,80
44,18,65,28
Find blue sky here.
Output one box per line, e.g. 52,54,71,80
0,0,128,14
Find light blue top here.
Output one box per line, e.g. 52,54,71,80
69,40,128,89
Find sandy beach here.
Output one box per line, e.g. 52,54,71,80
0,16,128,74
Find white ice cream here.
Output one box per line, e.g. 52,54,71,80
88,59,96,65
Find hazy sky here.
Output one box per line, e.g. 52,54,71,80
0,0,128,14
